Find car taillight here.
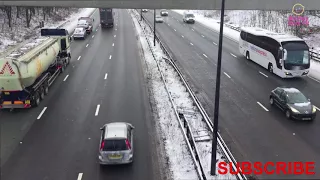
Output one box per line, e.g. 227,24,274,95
125,139,131,150
100,141,105,151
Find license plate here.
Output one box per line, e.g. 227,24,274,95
302,118,311,120
108,154,122,159
25,100,30,104
4,92,10,95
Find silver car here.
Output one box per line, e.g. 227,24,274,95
73,27,87,40
155,15,164,23
98,122,134,165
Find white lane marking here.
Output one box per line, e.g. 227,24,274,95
109,55,112,59
192,29,194,31
115,28,117,31
259,71,268,78
190,42,193,46
37,107,48,120
213,42,217,45
114,35,116,38
96,29,98,31
77,173,83,180
181,35,184,38
230,53,237,58
203,54,208,58
104,73,108,80
86,44,89,47
201,35,205,38
168,24,170,26
257,102,269,111
95,104,101,116
174,29,177,31
315,106,320,111
308,76,320,83
77,56,81,61
224,72,231,78
63,75,69,82
112,43,114,46
92,35,94,38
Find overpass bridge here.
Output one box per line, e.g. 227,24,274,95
0,0,320,10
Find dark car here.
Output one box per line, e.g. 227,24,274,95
269,87,316,121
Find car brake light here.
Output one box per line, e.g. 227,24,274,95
100,141,105,150
125,139,131,150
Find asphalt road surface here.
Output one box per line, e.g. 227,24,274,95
1,9,162,180
143,10,320,179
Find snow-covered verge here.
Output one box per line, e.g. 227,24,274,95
174,10,320,51
129,9,236,180
0,8,96,55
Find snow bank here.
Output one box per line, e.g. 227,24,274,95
130,9,235,180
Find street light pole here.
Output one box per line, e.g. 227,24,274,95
154,9,156,46
211,0,226,176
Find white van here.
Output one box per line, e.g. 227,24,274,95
183,12,195,24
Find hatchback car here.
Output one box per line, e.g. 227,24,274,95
269,87,317,121
155,15,164,23
98,122,134,165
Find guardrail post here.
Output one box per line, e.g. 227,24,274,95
153,9,156,46
211,0,226,176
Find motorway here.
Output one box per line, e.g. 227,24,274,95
143,10,320,179
0,9,163,180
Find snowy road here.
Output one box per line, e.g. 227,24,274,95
143,10,320,179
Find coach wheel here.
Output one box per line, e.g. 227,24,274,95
246,51,250,60
268,63,273,73
269,97,274,105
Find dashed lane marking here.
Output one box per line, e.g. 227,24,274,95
37,107,48,120
259,71,268,78
63,75,69,82
257,102,269,111
95,105,100,116
224,72,231,78
77,56,81,61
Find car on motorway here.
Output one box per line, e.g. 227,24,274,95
72,27,87,40
183,12,195,24
160,9,168,16
99,122,135,165
269,87,317,121
155,15,164,23
142,9,148,12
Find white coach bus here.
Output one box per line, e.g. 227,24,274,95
239,27,310,78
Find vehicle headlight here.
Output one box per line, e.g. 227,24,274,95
285,72,292,76
312,106,316,113
290,107,300,113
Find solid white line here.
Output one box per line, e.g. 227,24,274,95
213,42,217,45
192,29,194,31
315,106,320,111
224,72,231,78
112,43,114,46
95,104,100,116
203,54,208,58
77,56,81,61
308,76,320,83
114,35,116,37
109,55,112,59
77,173,83,180
181,35,184,38
96,29,98,31
115,28,117,31
63,75,69,81
259,71,268,78
174,29,176,31
37,107,47,120
190,43,193,46
92,35,94,38
201,35,205,38
230,53,237,58
257,102,269,111
104,73,108,80
86,44,89,47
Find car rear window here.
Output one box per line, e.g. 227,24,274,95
103,139,127,151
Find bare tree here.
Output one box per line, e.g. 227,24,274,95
4,6,12,27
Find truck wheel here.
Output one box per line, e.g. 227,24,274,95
44,83,49,95
33,92,41,107
40,87,45,100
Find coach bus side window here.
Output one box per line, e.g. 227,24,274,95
240,31,246,40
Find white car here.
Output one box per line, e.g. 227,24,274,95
73,27,87,40
142,9,148,12
155,15,164,23
160,9,168,16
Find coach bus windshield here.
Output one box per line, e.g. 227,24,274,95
282,41,309,65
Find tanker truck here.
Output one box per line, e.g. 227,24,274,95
0,28,71,109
